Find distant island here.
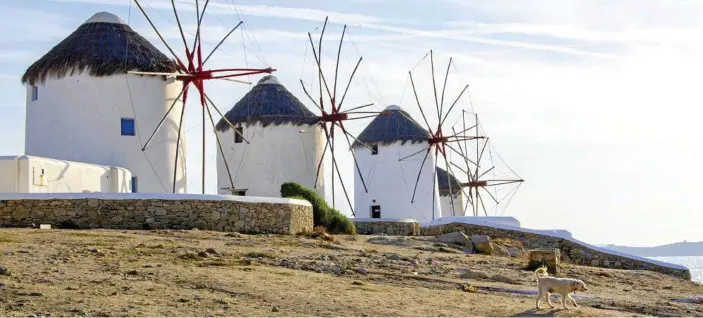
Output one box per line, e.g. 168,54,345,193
601,241,703,257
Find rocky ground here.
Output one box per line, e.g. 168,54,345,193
0,228,701,317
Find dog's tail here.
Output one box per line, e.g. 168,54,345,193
534,267,548,281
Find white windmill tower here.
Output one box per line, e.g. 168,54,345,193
214,75,326,198
437,166,464,216
21,12,187,193
352,105,441,222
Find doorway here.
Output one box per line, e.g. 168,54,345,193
371,205,381,218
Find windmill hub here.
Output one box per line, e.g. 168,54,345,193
428,136,449,144
466,180,489,187
320,112,349,122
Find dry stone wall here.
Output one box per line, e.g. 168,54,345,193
353,219,420,236
0,197,313,235
422,222,691,280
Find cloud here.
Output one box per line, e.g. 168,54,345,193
48,0,385,24
0,5,74,43
47,0,616,58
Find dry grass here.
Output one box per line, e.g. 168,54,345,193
0,232,21,243
493,237,525,249
0,228,701,317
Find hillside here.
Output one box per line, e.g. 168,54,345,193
602,241,703,257
0,229,701,317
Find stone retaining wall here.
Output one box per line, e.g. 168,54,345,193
422,222,691,280
0,195,313,235
353,219,420,236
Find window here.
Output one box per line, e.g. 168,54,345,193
371,205,381,218
121,118,136,136
31,85,38,101
131,177,138,193
371,144,378,155
234,126,244,143
234,190,246,196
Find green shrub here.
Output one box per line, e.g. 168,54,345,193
281,182,356,235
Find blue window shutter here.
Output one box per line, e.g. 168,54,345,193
31,86,38,101
121,118,135,136
131,177,137,193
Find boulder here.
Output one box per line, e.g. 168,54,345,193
471,235,493,255
491,244,510,257
435,231,471,246
528,248,561,274
507,247,522,258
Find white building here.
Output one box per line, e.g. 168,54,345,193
20,11,187,193
352,105,441,222
437,167,465,217
214,75,325,198
0,155,131,193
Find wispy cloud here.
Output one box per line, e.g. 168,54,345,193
0,5,74,43
47,0,616,58
48,0,385,24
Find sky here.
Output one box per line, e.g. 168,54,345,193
1,0,702,247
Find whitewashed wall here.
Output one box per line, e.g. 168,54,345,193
216,123,325,198
0,156,19,192
24,71,186,193
439,192,465,217
354,142,441,222
0,155,131,193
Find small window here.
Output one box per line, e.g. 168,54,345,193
234,190,246,196
131,176,138,193
121,118,136,136
371,205,381,218
234,126,244,143
371,144,378,155
31,85,38,101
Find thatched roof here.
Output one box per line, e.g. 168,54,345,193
437,166,462,193
352,105,430,148
21,12,178,86
215,75,318,131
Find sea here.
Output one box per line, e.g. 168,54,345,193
647,256,703,283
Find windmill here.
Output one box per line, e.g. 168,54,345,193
128,0,276,193
399,50,489,219
450,110,524,216
298,17,389,216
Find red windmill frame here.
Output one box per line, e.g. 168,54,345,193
129,0,276,194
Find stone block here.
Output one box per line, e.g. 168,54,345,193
435,231,471,246
528,248,561,274
471,235,493,255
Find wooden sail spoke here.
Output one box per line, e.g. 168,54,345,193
203,21,243,65
204,94,250,144
141,83,189,151
410,148,432,203
398,146,431,162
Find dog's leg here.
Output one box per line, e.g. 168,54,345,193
535,292,541,309
560,293,569,310
546,293,555,308
568,294,578,308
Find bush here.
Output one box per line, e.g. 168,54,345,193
280,182,356,235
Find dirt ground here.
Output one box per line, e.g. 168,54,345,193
0,228,701,317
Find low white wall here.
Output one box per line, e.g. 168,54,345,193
0,192,311,206
427,216,523,228
0,157,19,192
0,155,131,193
